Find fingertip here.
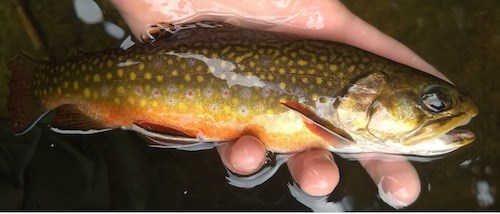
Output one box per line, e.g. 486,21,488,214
230,136,267,174
217,135,266,175
378,173,421,209
358,155,421,209
288,150,339,196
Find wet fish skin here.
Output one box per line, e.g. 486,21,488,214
7,24,477,155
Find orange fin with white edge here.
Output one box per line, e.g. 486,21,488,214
280,101,353,146
7,52,49,135
130,122,223,151
49,104,113,134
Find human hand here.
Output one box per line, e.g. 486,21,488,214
110,0,440,208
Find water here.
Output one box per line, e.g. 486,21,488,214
0,0,499,210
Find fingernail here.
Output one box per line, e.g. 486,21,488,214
377,176,412,209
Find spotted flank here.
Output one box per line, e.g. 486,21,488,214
7,23,477,156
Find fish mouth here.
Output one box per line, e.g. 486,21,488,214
403,112,476,147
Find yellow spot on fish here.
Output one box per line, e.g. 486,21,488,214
197,75,204,82
221,46,231,54
235,52,253,63
320,55,328,61
266,109,274,114
297,60,307,66
279,68,286,74
140,99,147,107
53,77,58,84
312,94,319,101
223,105,231,113
144,72,152,80
73,81,79,90
291,77,297,83
93,74,101,82
307,69,316,75
184,75,191,82
249,61,256,68
152,101,158,108
329,65,338,72
172,70,178,76
220,74,227,80
327,81,333,87
138,63,145,70
57,87,62,96
278,82,286,90
179,102,187,110
117,86,124,93
64,81,69,88
196,65,203,72
145,85,151,92
316,77,323,85
93,91,99,99
259,74,266,80
114,98,121,104
291,52,297,58
82,64,87,71
107,60,113,67
84,75,90,82
156,75,164,82
84,88,91,98
348,65,356,72
117,68,124,78
130,72,136,80
106,72,113,80
168,59,173,65
231,98,239,105
302,77,309,83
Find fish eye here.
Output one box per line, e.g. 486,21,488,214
421,85,453,113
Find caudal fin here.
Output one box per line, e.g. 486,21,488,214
7,52,48,135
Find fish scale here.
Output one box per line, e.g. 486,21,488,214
7,23,477,155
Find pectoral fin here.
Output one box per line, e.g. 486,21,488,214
280,101,353,146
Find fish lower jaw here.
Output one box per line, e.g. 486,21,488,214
330,135,464,157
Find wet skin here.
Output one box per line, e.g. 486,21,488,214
108,0,444,207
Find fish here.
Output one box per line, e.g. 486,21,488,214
7,22,478,156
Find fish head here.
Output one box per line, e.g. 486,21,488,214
334,68,478,156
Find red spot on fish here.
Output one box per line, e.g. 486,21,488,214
134,87,143,95
152,88,160,98
222,89,230,98
186,89,195,99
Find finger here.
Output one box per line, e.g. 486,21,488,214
356,154,421,209
216,135,266,175
324,2,450,82
287,149,339,196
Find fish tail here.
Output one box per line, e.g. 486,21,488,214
7,52,48,135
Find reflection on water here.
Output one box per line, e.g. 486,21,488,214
0,0,499,211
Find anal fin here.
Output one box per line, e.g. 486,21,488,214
129,123,224,151
50,104,112,134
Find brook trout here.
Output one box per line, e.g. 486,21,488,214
7,23,477,156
